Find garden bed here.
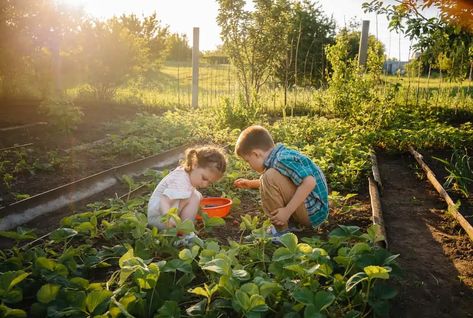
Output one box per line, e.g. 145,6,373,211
377,152,473,317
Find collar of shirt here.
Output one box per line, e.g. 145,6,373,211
264,143,285,169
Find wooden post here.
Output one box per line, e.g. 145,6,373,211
370,152,383,192
192,27,199,108
409,146,473,241
369,176,388,248
358,20,370,68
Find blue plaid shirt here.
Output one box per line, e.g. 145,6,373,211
264,143,329,227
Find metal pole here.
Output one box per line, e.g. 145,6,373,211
192,27,199,108
358,20,370,68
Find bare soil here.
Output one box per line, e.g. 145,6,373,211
0,100,160,206
377,152,473,318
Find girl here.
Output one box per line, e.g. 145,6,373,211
148,145,227,229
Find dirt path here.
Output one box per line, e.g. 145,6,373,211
377,153,473,318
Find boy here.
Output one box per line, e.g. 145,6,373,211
234,125,328,236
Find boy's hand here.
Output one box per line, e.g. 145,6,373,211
234,178,251,189
270,207,291,226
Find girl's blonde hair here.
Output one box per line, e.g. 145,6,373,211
183,145,227,175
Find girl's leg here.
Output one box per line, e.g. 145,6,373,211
179,190,202,221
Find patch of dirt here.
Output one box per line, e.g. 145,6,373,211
0,101,164,206
377,152,473,318
205,189,372,244
420,148,473,222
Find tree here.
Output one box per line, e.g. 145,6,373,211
78,19,150,100
116,13,169,71
217,0,291,107
0,0,84,97
166,33,192,62
274,0,335,89
363,0,473,82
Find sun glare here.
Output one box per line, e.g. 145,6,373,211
56,0,131,19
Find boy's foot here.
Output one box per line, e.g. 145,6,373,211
244,225,302,244
267,225,302,245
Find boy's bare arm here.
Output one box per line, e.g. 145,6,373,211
270,176,316,226
234,178,261,189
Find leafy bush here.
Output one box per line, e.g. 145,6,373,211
39,98,84,134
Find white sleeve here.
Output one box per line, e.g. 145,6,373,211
162,172,193,200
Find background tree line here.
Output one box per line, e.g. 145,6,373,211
0,0,191,100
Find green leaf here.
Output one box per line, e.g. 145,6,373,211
364,266,390,280
232,269,250,281
176,219,195,234
85,290,112,313
313,291,335,312
0,303,27,318
279,233,298,252
293,287,313,305
260,282,280,298
284,264,305,274
179,249,194,262
49,228,78,242
249,294,268,312
202,258,230,275
272,247,294,261
157,300,181,318
235,290,251,311
75,221,95,234
304,304,324,318
349,243,371,256
35,257,56,271
186,299,207,316
297,243,313,254
204,217,226,227
189,286,208,298
70,277,89,289
162,259,192,274
118,248,134,268
37,284,60,304
0,227,36,241
240,283,258,295
0,271,29,292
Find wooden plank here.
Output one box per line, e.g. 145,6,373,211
0,122,47,131
409,146,473,241
0,143,33,152
369,176,388,248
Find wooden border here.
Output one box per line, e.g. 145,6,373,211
369,152,388,248
408,146,473,241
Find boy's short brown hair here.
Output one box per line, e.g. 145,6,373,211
235,125,275,156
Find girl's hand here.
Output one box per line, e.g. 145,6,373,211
234,178,251,189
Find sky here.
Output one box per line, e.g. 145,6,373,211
58,0,439,61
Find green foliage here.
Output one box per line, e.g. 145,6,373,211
166,33,192,62
217,0,291,107
434,149,473,198
211,96,267,130
274,0,335,88
363,0,473,82
39,98,84,134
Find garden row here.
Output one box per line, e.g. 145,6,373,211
1,99,473,316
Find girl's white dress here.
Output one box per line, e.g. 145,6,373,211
147,166,201,228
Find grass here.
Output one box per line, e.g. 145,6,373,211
63,62,473,114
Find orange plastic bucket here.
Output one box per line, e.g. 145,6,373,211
196,197,232,220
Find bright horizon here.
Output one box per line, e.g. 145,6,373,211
58,0,439,61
